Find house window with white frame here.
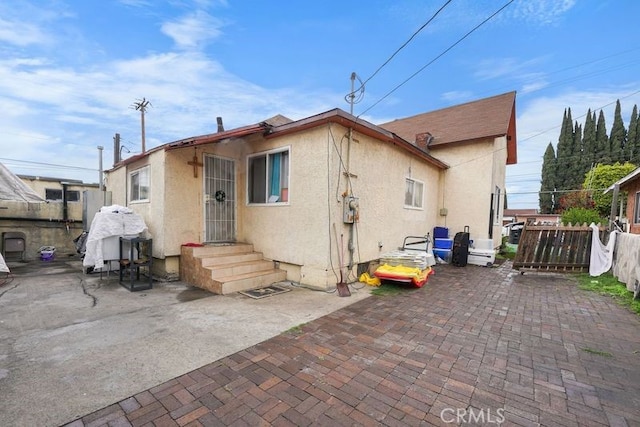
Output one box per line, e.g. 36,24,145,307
635,192,640,223
130,166,150,202
248,148,289,204
405,177,424,209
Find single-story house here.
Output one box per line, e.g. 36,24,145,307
606,167,640,234
503,209,560,226
0,163,100,260
104,91,517,293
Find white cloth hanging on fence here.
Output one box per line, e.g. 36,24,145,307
0,253,9,273
589,223,618,277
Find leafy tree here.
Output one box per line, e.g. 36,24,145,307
557,190,594,212
609,100,626,163
539,142,556,213
583,162,636,217
595,110,609,163
560,207,604,226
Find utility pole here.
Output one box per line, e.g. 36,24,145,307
132,98,151,153
97,145,104,191
113,133,120,164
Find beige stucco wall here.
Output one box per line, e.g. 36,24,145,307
430,137,505,247
237,123,442,289
490,136,508,244
103,127,506,288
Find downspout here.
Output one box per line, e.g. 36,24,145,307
62,183,68,221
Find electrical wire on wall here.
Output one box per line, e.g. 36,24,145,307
326,123,340,290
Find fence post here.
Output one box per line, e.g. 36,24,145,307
609,184,619,231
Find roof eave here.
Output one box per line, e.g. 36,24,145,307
268,109,449,170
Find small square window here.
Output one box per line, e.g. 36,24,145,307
66,190,80,202
130,166,150,202
405,178,424,209
45,189,63,201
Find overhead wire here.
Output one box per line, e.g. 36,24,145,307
0,157,97,173
358,0,515,118
353,0,453,93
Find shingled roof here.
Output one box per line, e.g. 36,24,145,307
380,91,517,164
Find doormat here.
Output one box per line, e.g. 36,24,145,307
240,284,291,299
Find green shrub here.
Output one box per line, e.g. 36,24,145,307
560,207,604,226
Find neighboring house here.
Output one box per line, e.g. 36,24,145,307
0,170,100,259
105,92,517,291
380,91,517,245
503,209,560,226
606,167,640,234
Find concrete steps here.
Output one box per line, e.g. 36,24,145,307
180,244,286,295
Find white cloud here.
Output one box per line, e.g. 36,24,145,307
510,0,577,25
0,16,51,47
441,90,473,103
161,10,225,50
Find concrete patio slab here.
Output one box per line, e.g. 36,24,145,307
0,257,370,427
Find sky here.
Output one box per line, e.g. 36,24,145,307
1,0,639,210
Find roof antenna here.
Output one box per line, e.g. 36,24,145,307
132,98,151,153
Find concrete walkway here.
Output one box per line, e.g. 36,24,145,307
61,261,640,426
0,257,370,427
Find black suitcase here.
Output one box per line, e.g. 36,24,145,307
452,226,470,267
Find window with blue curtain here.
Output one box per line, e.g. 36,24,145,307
248,149,289,204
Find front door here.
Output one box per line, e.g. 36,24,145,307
204,155,236,242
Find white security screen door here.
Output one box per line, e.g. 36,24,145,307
204,155,236,242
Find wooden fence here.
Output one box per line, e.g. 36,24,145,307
512,223,609,272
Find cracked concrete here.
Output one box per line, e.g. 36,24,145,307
0,256,371,427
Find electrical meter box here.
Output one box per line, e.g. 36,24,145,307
343,195,359,224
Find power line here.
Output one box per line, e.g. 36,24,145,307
359,0,515,118
357,0,453,91
0,157,97,172
345,1,453,108
520,88,640,143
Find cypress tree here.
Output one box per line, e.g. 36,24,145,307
555,108,574,191
609,99,626,163
595,110,609,164
571,121,583,189
582,109,597,175
539,142,557,213
627,105,639,164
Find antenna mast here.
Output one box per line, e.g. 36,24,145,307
132,98,151,153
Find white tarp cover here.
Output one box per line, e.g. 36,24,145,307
0,252,9,273
611,232,640,292
589,223,618,276
82,206,148,270
0,162,45,202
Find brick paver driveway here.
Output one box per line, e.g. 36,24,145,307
67,261,640,426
